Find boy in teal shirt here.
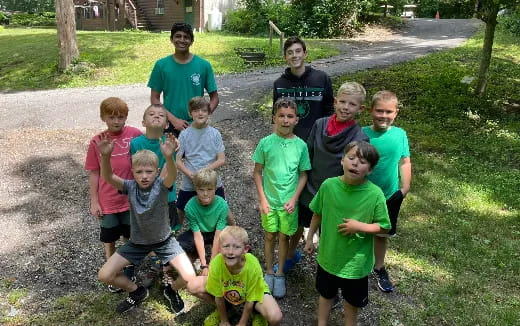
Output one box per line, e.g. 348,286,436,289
362,90,412,293
177,168,229,276
305,141,391,326
252,98,311,298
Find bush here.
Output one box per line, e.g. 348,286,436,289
416,0,474,18
0,12,10,25
499,8,520,35
223,0,289,35
10,12,56,26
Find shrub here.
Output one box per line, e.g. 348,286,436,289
416,0,474,18
499,8,520,35
10,12,56,26
0,12,10,25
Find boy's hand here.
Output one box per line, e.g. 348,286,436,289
160,133,176,158
400,187,409,197
304,239,315,255
338,218,362,235
200,268,209,276
97,133,114,156
283,198,296,214
90,201,103,219
172,116,189,131
259,199,270,215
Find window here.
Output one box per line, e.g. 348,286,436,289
155,0,164,15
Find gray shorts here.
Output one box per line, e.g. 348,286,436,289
117,234,185,266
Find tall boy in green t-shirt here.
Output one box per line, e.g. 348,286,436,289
304,141,391,326
362,90,412,293
252,98,311,298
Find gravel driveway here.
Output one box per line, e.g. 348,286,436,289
0,18,481,325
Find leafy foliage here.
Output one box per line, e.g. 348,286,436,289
0,0,54,13
499,7,520,34
9,12,55,26
416,0,475,18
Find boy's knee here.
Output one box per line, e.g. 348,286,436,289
266,309,282,325
98,267,114,284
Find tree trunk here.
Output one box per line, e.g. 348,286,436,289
475,4,499,95
56,0,79,72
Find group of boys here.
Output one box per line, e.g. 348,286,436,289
85,21,412,326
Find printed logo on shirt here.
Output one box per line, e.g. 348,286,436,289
276,86,324,119
191,73,201,86
224,289,243,305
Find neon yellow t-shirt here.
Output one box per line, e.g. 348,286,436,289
206,253,269,305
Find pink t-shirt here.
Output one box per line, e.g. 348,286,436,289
85,126,142,214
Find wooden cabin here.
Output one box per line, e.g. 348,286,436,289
74,0,237,31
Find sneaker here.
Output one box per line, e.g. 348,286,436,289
252,313,268,326
273,275,286,298
123,264,136,283
273,250,302,274
331,291,342,310
203,309,220,326
264,273,275,293
163,286,185,316
115,286,148,314
108,284,123,293
373,267,395,293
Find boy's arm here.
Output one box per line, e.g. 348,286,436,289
193,231,208,274
337,219,384,236
209,91,219,113
215,297,231,326
210,230,221,262
176,152,194,179
206,152,225,171
284,170,308,214
253,163,270,215
160,134,178,188
304,213,322,254
399,156,412,197
237,301,255,326
88,170,103,219
98,135,125,191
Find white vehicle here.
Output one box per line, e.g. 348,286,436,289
402,4,417,19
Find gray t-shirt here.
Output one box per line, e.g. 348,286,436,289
178,125,225,191
123,178,171,245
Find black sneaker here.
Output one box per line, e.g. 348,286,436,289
163,286,185,316
373,267,395,293
116,286,148,313
108,284,123,293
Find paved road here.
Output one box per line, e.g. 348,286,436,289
0,18,481,131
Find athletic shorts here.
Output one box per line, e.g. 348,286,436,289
316,264,368,308
376,190,404,237
117,234,185,266
177,230,215,255
169,201,181,231
176,186,226,211
298,202,314,228
99,211,130,243
261,208,298,236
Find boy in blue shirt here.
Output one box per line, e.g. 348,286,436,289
362,90,412,292
305,141,391,326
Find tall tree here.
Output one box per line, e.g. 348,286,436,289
55,0,79,71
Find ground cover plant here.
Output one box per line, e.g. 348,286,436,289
0,28,338,91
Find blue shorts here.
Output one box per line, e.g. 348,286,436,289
117,234,185,266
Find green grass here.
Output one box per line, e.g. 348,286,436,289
333,27,520,325
0,28,338,91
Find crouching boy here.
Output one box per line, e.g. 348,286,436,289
304,141,391,326
97,133,196,315
188,226,282,326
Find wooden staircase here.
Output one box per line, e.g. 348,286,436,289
124,0,153,30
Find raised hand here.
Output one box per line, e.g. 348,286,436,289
160,133,176,158
97,133,114,156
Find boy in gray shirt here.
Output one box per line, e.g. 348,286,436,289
97,133,196,315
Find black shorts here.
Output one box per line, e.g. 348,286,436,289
169,201,180,230
176,186,226,211
298,202,314,228
316,264,368,308
100,224,130,243
384,190,404,236
177,230,215,255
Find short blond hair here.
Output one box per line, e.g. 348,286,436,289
188,96,210,113
192,168,217,189
337,81,366,102
219,226,249,245
371,90,398,109
132,150,158,168
142,104,167,120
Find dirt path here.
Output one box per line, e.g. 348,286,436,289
0,18,481,325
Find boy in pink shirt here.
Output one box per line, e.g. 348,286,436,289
85,97,142,292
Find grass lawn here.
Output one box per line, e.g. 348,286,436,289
0,27,338,91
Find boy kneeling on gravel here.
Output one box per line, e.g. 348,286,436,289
97,133,196,314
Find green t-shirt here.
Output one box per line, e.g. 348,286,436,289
147,54,218,122
309,177,391,279
206,253,270,305
130,134,177,202
185,196,228,233
252,133,311,209
362,126,410,199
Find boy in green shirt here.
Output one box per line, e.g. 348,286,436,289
177,168,229,276
304,141,391,326
252,98,311,298
187,226,282,326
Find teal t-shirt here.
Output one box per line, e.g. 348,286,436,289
362,126,410,199
252,133,311,209
185,196,228,233
310,177,391,279
147,54,218,122
130,135,177,202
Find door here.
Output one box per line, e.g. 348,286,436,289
184,0,194,26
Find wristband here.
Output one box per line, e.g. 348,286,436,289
200,265,208,270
